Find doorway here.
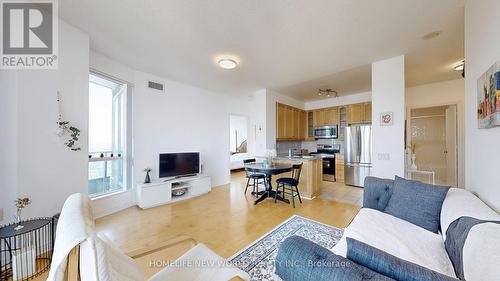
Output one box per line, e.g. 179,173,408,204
408,105,458,186
229,115,250,172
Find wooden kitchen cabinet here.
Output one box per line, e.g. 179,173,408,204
347,103,363,124
306,111,315,140
276,103,307,141
313,107,339,127
284,106,295,138
276,103,286,139
347,102,372,124
327,107,339,125
300,110,308,140
335,154,345,183
362,102,372,122
313,109,324,127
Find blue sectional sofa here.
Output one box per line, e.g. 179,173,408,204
275,176,500,281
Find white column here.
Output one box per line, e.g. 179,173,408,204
371,56,406,179
253,89,268,156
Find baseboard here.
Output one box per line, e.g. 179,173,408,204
91,189,135,218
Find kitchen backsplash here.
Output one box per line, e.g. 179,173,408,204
277,139,344,155
276,141,302,155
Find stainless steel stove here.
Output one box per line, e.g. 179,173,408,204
310,144,340,182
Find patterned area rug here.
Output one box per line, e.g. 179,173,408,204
228,215,344,281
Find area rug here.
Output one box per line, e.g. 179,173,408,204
228,215,344,281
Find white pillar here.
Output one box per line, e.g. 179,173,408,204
371,56,405,179
253,89,268,156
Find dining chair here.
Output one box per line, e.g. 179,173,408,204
275,163,303,208
243,158,265,195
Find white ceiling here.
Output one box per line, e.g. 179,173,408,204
59,0,464,101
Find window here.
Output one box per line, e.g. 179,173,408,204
88,72,129,197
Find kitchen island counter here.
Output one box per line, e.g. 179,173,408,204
272,157,322,199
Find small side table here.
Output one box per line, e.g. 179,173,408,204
0,218,53,281
406,169,436,185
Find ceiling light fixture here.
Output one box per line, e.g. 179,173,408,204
454,60,465,78
218,58,237,69
454,61,465,71
317,88,338,98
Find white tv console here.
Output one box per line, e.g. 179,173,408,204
136,174,211,209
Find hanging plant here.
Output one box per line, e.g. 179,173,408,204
57,121,81,151
57,91,81,151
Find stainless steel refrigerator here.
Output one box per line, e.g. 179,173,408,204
344,124,372,187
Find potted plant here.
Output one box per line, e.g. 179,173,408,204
14,197,31,230
144,167,152,183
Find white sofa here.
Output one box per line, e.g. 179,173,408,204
331,179,500,280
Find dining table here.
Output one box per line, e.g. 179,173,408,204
245,163,293,205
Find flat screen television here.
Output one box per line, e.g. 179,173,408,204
159,152,200,178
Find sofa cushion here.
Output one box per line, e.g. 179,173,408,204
440,188,500,240
445,217,500,281
383,176,449,233
363,176,394,211
332,208,456,277
275,236,395,281
346,238,457,281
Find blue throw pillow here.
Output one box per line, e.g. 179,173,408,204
275,236,395,281
346,238,458,281
384,176,449,233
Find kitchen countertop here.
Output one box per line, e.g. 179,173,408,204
274,155,322,161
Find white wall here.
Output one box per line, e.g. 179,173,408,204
464,0,500,211
253,89,268,156
371,56,405,179
0,21,90,220
90,51,256,217
305,91,372,110
406,79,465,187
132,71,254,186
0,72,18,224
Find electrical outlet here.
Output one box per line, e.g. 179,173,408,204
378,153,390,160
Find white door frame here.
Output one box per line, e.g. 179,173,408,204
406,101,464,188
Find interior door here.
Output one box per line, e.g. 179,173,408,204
445,105,458,187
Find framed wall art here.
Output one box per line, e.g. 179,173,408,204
380,112,393,126
477,61,500,129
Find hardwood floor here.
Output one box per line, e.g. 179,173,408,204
31,171,361,280
320,180,364,206
96,171,360,255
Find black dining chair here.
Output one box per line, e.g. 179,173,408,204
243,158,265,195
275,163,303,208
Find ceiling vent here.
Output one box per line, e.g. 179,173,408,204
148,81,165,92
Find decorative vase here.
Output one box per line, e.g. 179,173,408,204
410,154,417,170
144,171,151,184
14,209,24,230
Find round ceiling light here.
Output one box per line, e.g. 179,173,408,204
218,58,237,69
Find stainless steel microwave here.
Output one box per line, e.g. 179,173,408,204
313,125,338,139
